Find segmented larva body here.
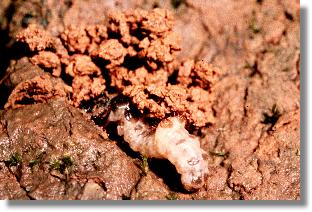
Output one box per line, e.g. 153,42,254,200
107,101,209,191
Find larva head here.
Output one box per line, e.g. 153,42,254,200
110,95,131,111
108,95,141,122
180,162,209,191
180,148,209,191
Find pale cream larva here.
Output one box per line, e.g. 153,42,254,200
155,117,209,191
107,101,209,191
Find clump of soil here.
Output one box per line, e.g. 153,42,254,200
5,8,220,127
5,73,71,109
0,0,300,200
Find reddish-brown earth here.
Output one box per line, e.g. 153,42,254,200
0,0,300,200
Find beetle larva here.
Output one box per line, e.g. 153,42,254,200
107,96,209,191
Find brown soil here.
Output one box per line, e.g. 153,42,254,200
0,0,300,200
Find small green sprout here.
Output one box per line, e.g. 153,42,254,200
166,192,179,200
50,156,74,174
29,159,39,168
140,155,149,176
62,156,73,167
249,17,261,34
50,160,61,170
121,194,131,200
210,151,226,157
5,153,22,167
29,153,44,168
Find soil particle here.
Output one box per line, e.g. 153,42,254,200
71,75,105,107
16,24,56,51
65,54,101,77
110,67,168,89
92,39,127,68
30,51,61,77
16,24,68,57
4,73,71,109
61,25,91,54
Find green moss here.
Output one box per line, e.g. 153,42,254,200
210,151,226,157
50,156,74,174
250,21,261,34
166,192,179,200
50,160,61,170
5,153,22,167
140,155,149,176
61,156,73,167
29,153,44,168
121,194,131,200
29,159,39,168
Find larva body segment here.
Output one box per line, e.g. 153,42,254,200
108,103,161,158
107,100,209,191
122,118,160,158
155,117,209,191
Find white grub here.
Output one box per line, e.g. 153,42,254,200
107,102,209,191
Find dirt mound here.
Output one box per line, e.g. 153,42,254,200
0,0,300,200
